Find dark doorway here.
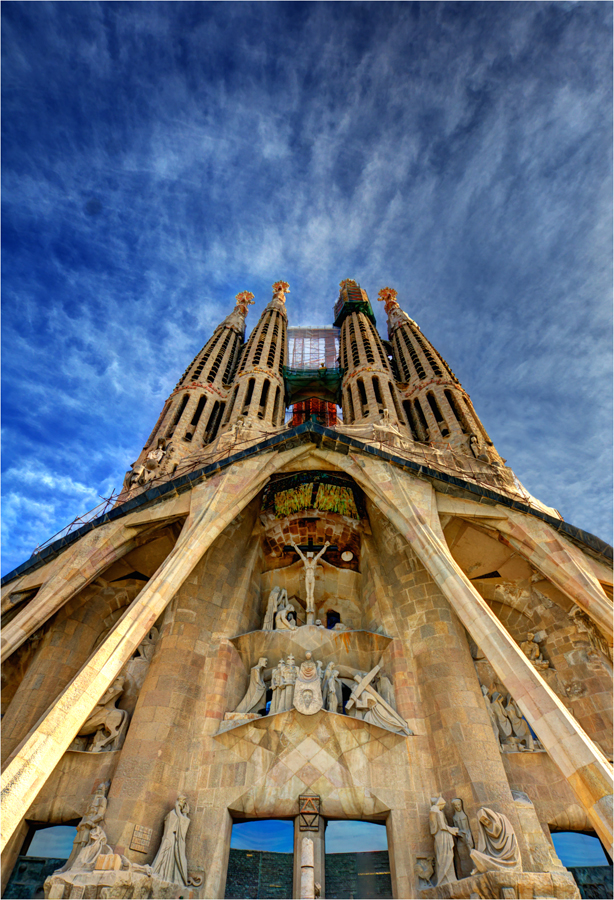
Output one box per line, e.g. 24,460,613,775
4,825,77,900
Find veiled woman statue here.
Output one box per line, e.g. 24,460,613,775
429,797,458,886
470,807,522,873
451,798,474,879
73,825,112,872
152,795,191,885
263,587,282,631
234,657,268,714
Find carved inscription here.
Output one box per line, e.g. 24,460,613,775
130,824,153,853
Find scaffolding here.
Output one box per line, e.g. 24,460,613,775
287,327,340,369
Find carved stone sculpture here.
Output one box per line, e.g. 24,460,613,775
56,783,109,873
346,665,412,735
469,807,522,874
263,586,283,631
451,798,474,879
234,657,268,714
520,633,549,670
73,825,113,872
481,686,501,748
429,797,458,886
135,627,159,662
279,655,299,712
504,695,535,751
569,606,612,662
270,658,284,715
414,857,435,886
293,652,324,715
290,540,330,625
77,676,129,752
151,795,191,886
489,692,513,745
275,594,297,631
326,669,340,713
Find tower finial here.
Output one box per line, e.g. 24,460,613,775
234,291,255,316
378,286,399,314
272,281,290,302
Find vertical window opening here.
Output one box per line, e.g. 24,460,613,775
357,379,368,416
258,381,270,419
223,386,239,425
242,378,255,415
393,334,411,381
444,390,469,433
272,386,281,424
166,394,190,438
415,399,429,436
403,400,420,440
401,329,426,379
346,388,355,421
427,392,449,435
190,395,207,429
373,377,383,407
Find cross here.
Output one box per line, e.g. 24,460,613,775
283,538,338,554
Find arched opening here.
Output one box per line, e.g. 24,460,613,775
223,385,239,425
184,394,207,442
226,819,294,899
272,386,282,425
426,392,449,436
345,388,355,422
402,400,420,441
165,394,189,438
372,377,383,411
258,380,270,419
414,399,429,437
326,610,341,629
357,379,368,417
242,378,255,416
444,389,469,433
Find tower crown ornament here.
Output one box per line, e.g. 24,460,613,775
378,286,399,314
234,291,255,316
272,281,290,302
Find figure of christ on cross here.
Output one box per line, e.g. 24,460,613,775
288,539,330,625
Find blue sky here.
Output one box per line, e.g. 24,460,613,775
2,1,612,576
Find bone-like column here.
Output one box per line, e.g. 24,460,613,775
0,448,305,851
311,449,614,854
494,511,612,639
1,522,143,664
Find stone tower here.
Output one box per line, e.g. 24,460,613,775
378,286,502,462
1,279,612,900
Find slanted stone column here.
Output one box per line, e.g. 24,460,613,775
329,451,614,854
0,448,306,851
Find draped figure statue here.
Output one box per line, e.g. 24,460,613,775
469,807,522,874
234,657,268,714
429,797,458,886
152,795,191,885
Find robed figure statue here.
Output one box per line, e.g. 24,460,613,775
152,795,191,885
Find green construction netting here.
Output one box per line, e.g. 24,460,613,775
283,366,343,405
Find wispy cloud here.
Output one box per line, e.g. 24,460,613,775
2,1,611,575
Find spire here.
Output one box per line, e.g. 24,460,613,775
120,292,254,494
336,280,408,429
222,281,289,431
378,286,503,464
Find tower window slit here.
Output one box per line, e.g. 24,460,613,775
166,394,190,438
242,378,256,414
203,401,220,444
373,377,383,408
258,380,270,418
207,332,231,383
444,390,469,433
223,336,242,384
388,382,404,424
190,395,207,428
375,334,389,370
393,334,411,381
357,378,368,416
401,329,426,379
346,388,355,421
358,317,375,363
272,386,281,425
349,320,360,367
414,331,443,376
223,386,239,425
414,399,429,435
427,392,449,436
403,400,420,440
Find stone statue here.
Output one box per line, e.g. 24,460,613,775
151,795,191,886
429,797,458,886
275,594,297,631
346,665,412,735
326,669,340,713
489,692,513,745
290,540,330,625
377,673,396,708
520,633,549,670
77,675,129,752
270,659,284,714
504,695,535,751
451,798,474,879
135,627,159,662
469,807,522,874
279,655,299,712
72,825,113,872
481,686,501,747
569,606,612,662
56,783,109,873
293,652,324,715
414,857,435,886
234,657,268,714
263,586,283,631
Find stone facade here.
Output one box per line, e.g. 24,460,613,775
1,281,612,899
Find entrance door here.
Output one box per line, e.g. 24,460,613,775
225,819,294,899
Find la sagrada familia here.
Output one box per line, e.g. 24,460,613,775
1,280,612,900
